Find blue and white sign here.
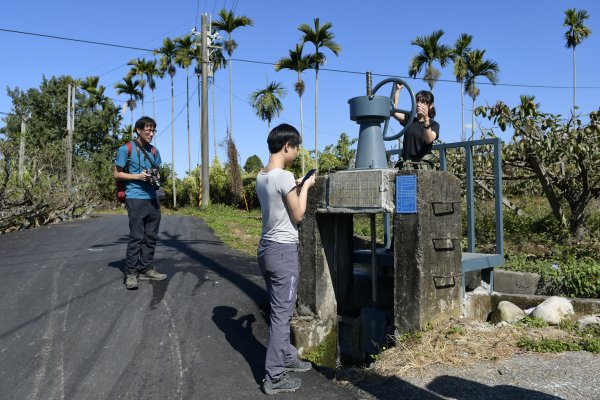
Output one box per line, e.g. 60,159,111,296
396,175,417,214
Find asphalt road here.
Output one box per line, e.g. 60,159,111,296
0,214,359,400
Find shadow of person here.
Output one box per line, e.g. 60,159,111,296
427,375,564,400
212,306,266,384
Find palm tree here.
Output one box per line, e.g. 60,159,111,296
563,8,592,115
114,76,142,139
212,8,253,142
298,18,341,171
154,37,178,208
175,34,195,174
249,81,287,134
145,59,163,121
451,33,473,142
408,30,452,91
127,58,149,115
275,43,314,174
465,49,499,140
81,75,107,109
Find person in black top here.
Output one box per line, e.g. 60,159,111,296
392,84,440,170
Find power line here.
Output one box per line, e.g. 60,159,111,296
0,28,153,52
231,58,600,90
3,27,600,93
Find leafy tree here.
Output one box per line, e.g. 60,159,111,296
1,75,122,231
175,34,195,174
465,49,499,139
563,8,592,115
275,43,314,174
244,155,264,173
213,8,254,142
477,97,600,242
320,132,356,173
290,132,355,175
408,29,452,91
114,76,142,139
451,33,473,142
209,156,230,204
249,81,287,134
299,18,341,171
154,37,178,207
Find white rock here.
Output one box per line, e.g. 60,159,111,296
497,301,525,323
473,286,489,295
577,315,600,328
531,296,574,325
524,307,535,315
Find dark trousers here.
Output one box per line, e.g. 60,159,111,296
257,239,299,382
125,198,161,274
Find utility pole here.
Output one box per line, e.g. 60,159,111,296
66,83,74,191
201,14,210,208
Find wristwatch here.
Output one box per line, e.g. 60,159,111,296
423,121,431,129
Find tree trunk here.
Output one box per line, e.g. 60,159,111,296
299,89,305,176
186,68,191,174
171,76,177,208
460,82,465,142
229,56,233,140
526,152,567,230
471,97,475,140
568,200,587,243
314,66,319,171
572,47,577,117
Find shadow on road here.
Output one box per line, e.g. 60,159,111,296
426,375,564,399
212,306,266,384
351,373,565,400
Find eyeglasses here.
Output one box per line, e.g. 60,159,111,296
142,128,157,133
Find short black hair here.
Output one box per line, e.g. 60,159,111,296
415,90,436,119
267,123,301,154
134,116,157,132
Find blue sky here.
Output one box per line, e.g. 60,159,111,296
1,0,598,178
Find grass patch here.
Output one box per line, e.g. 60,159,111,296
517,337,582,353
515,316,548,328
179,204,262,257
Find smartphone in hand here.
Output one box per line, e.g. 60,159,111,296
299,169,316,186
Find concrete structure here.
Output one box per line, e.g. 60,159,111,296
393,170,463,334
292,170,463,364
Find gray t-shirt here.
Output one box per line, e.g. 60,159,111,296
256,168,298,243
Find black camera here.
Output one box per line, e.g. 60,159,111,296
146,168,160,189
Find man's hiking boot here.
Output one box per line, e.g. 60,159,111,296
262,374,301,395
139,268,167,281
285,359,312,373
125,273,139,290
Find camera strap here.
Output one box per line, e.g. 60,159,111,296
132,138,157,169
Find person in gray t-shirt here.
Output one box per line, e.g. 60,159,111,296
256,123,316,395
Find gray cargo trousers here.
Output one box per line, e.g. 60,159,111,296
257,239,299,382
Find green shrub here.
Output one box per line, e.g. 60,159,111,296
517,337,581,353
504,254,600,298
